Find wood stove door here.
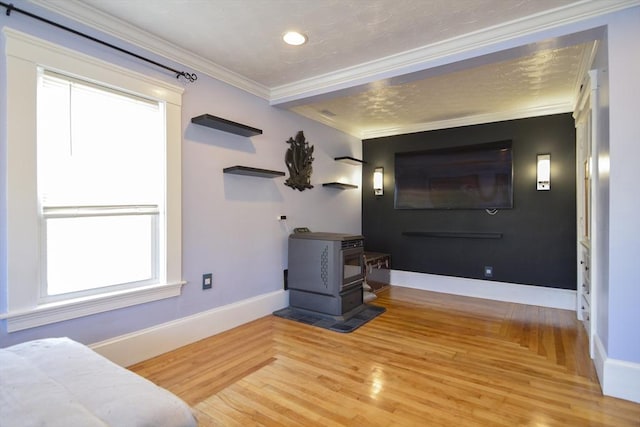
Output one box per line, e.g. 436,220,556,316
342,247,365,287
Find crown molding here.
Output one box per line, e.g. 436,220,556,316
572,40,600,111
270,0,640,105
28,0,639,105
292,101,573,140
360,102,574,140
27,0,270,99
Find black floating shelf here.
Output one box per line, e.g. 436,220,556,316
223,166,285,178
191,114,262,137
402,231,503,239
334,156,366,165
322,182,358,189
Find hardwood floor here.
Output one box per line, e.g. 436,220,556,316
129,287,640,426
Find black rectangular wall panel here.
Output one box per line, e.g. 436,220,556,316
362,114,576,290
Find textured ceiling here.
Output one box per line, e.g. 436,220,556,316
31,0,635,138
291,42,593,137
66,0,577,87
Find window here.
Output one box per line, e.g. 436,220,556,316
38,72,164,301
3,28,184,332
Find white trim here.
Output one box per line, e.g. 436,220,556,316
594,334,640,404
90,290,289,367
3,28,184,332
294,101,573,140
390,270,576,310
594,333,607,386
3,28,184,104
270,0,640,104
1,282,186,332
27,0,269,99
571,41,599,111
42,205,160,218
29,0,639,103
360,103,572,140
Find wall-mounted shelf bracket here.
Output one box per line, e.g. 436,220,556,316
402,231,503,239
192,114,262,137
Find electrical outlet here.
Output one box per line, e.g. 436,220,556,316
278,215,287,221
202,273,213,290
484,266,493,278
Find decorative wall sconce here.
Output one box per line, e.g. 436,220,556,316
537,154,551,190
373,167,384,196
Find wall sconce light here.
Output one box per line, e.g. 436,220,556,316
373,167,384,196
537,154,551,191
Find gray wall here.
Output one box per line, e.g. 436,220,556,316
0,1,362,347
363,113,576,290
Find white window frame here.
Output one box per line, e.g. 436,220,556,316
39,205,161,302
2,28,184,332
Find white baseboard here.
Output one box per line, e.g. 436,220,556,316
89,289,289,367
594,334,640,404
88,273,574,368
594,333,607,385
88,279,640,405
390,270,576,310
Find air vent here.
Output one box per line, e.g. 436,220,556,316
320,246,329,288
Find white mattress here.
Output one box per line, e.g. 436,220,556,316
0,337,197,427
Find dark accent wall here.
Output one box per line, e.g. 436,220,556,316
362,114,576,290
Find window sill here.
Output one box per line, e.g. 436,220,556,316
1,281,186,333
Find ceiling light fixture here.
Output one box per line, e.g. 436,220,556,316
283,31,307,46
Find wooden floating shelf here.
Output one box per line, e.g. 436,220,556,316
402,231,503,239
322,182,358,189
334,156,366,165
191,114,262,137
223,166,285,178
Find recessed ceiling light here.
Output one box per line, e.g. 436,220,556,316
283,31,307,46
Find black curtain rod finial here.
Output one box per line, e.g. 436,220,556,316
177,71,197,83
1,1,197,84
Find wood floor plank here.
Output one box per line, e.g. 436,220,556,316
130,286,640,426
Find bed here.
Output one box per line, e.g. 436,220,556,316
0,337,197,427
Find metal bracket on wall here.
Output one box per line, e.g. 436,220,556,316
402,231,503,239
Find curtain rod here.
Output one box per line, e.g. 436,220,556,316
1,2,197,82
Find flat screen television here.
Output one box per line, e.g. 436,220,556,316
394,140,513,210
